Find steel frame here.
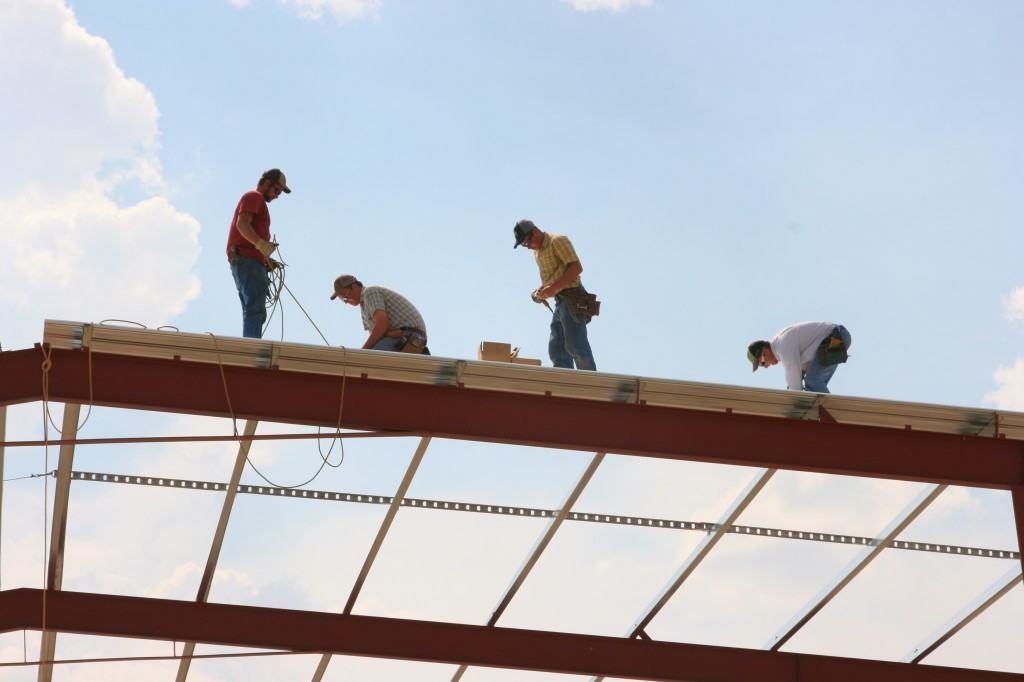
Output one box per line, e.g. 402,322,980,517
766,483,947,651
38,402,80,682
2,340,1023,680
904,566,1024,663
175,419,259,682
311,436,432,681
2,347,1022,488
3,588,1022,682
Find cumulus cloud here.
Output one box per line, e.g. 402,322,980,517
563,0,653,12
0,0,199,349
985,358,1024,410
283,0,381,22
1003,286,1024,321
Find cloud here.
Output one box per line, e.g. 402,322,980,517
985,358,1024,410
1003,286,1024,321
0,0,200,349
562,0,653,12
282,0,381,22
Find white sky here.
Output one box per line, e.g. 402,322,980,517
1,0,1022,679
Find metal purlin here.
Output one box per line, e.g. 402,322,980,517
765,483,947,651
904,565,1023,664
311,436,432,682
451,452,606,682
591,467,776,682
175,419,259,682
38,402,81,682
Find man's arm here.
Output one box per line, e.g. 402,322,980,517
236,212,276,258
363,309,390,349
537,261,582,299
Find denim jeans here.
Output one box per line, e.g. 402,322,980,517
549,297,596,371
230,256,269,339
803,325,852,393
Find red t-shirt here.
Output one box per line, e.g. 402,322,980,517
226,190,271,264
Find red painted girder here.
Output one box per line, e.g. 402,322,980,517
2,347,1023,489
1,589,1020,682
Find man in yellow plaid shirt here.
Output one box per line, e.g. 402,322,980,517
514,219,596,371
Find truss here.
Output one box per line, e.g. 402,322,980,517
0,320,1021,681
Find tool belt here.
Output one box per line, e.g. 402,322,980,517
386,326,428,354
816,326,849,367
556,286,600,324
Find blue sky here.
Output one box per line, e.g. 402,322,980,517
1,0,1023,679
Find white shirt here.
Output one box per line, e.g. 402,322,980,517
769,321,836,390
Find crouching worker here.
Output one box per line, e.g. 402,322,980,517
330,275,429,354
747,321,851,393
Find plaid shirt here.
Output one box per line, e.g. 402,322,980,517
534,233,582,288
359,286,427,336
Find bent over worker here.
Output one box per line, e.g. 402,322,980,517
330,275,430,354
226,168,291,338
514,219,596,371
747,321,852,393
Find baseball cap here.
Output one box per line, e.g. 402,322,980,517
330,274,358,300
262,168,291,193
513,219,537,249
747,340,770,372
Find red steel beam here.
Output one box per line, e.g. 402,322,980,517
2,347,1023,489
1,589,1020,682
1014,486,1024,578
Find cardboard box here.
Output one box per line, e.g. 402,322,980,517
479,341,512,362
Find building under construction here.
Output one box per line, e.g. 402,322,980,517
0,320,1022,680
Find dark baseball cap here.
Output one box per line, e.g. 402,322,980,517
513,219,537,249
262,168,291,193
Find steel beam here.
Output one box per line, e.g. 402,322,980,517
175,419,259,682
766,483,946,651
1,589,1021,681
0,406,5,591
1015,486,1024,580
38,402,81,682
312,436,432,682
2,348,1022,489
904,565,1023,663
452,452,606,681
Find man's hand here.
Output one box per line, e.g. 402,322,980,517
536,285,557,300
266,257,283,271
255,239,278,258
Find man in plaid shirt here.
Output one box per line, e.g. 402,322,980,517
514,219,596,371
330,274,429,354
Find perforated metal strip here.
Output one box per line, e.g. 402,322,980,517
70,471,1020,561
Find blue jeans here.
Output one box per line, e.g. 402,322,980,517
549,297,596,371
803,325,851,393
230,256,269,339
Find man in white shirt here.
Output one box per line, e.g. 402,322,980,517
747,322,852,393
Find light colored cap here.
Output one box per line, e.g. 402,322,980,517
330,274,358,300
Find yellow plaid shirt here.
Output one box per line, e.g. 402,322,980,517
534,233,582,288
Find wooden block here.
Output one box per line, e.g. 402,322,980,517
510,357,542,366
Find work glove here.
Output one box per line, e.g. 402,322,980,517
255,239,278,259
266,257,283,272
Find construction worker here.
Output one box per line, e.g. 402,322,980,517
226,168,291,338
330,275,430,354
514,219,596,371
747,322,852,393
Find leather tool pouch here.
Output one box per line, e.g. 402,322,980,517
816,328,849,367
559,286,601,324
397,334,427,354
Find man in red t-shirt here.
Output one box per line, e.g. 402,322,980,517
226,168,291,338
